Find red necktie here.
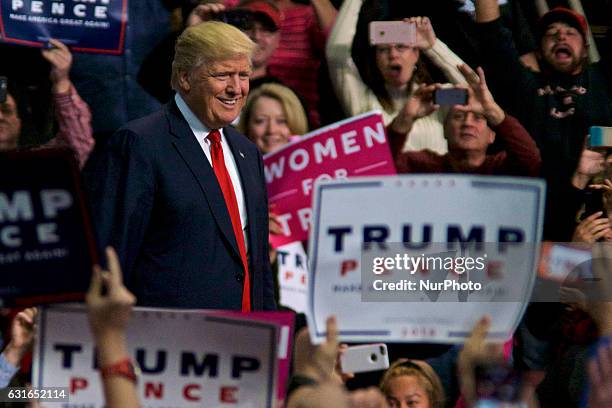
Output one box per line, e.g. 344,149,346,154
207,129,251,312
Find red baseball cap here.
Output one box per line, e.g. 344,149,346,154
537,7,588,42
238,0,282,31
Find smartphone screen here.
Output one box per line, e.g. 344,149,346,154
434,88,468,106
583,189,607,219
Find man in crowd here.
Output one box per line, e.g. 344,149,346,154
90,22,276,311
0,39,94,168
388,64,540,177
472,2,611,395
473,1,612,239
187,0,282,90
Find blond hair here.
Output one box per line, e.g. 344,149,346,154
239,83,309,137
171,21,255,90
380,359,445,408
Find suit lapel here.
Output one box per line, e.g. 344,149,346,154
224,126,261,259
166,101,241,260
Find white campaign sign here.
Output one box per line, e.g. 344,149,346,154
307,175,545,344
33,307,278,408
277,242,308,313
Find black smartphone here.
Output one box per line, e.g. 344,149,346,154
433,88,468,106
583,189,607,219
0,77,7,104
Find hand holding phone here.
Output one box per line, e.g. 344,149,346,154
340,343,389,374
456,65,506,126
583,188,608,220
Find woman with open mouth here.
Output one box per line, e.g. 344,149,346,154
327,0,468,155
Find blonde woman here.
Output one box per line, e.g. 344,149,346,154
239,82,309,154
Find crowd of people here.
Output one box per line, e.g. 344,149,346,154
0,0,611,406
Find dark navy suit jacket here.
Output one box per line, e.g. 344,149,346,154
89,100,276,310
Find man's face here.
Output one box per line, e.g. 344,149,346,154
245,21,280,70
445,108,495,154
540,22,587,75
0,94,21,150
179,55,251,129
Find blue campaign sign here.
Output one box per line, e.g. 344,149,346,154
0,0,128,54
0,148,99,306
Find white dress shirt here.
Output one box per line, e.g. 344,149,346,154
175,94,249,248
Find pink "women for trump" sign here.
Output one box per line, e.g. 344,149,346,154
264,112,397,247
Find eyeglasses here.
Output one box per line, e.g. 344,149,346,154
375,44,413,54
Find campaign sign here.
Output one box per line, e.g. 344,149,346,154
307,175,546,344
0,148,97,306
277,241,308,313
264,111,396,247
33,307,278,408
0,0,128,54
214,311,294,402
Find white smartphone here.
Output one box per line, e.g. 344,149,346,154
340,343,389,374
369,21,416,45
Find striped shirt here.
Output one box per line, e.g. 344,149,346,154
268,4,331,128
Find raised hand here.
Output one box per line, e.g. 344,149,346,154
573,149,606,189
456,64,505,126
186,3,226,27
3,307,37,367
458,316,505,407
589,179,612,194
389,83,440,134
86,247,136,338
41,39,73,94
293,316,342,383
409,17,436,50
573,212,612,243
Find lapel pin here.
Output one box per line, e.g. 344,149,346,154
239,151,245,159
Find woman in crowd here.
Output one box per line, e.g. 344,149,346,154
379,359,445,408
327,0,467,154
1,39,94,168
239,82,309,154
239,83,309,273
